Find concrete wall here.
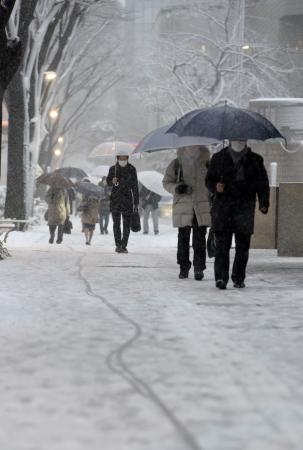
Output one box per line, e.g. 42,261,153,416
277,183,303,256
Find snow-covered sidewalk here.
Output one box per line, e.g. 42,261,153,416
1,219,303,450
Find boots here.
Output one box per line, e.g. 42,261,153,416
179,265,191,279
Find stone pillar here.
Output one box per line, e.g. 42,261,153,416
251,187,278,249
277,183,303,256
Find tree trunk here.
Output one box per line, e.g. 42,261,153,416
4,73,29,219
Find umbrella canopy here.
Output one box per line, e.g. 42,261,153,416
76,181,104,198
55,167,88,180
91,165,110,178
88,141,136,159
135,124,219,153
36,172,74,189
138,171,170,197
167,105,285,142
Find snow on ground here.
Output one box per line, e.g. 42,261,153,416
1,217,303,450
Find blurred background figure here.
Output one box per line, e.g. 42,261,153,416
98,177,111,235
140,185,161,235
46,187,70,244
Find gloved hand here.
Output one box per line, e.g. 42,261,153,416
175,183,193,195
260,206,269,215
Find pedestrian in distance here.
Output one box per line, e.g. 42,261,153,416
205,140,270,290
98,177,111,235
45,187,70,244
163,146,211,280
140,185,161,235
107,152,139,253
78,179,100,246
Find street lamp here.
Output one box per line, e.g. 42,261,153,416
44,71,57,81
58,136,64,144
242,44,250,51
54,148,62,157
49,109,59,120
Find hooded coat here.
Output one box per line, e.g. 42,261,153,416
81,196,100,225
46,187,70,226
163,148,211,228
205,146,270,235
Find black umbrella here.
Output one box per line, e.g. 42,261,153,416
76,181,104,198
55,167,88,180
166,105,284,142
135,124,218,153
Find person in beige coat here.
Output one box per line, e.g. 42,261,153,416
80,196,100,245
163,146,211,280
46,187,70,244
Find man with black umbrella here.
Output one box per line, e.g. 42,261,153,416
206,140,270,290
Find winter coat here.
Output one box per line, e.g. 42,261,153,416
140,186,161,210
99,186,111,214
163,150,211,228
81,196,100,225
205,147,270,235
107,163,139,215
46,187,70,226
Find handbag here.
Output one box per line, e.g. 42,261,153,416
130,190,141,232
63,217,73,234
207,228,216,258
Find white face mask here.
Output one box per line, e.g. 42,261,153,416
118,160,128,167
230,141,247,152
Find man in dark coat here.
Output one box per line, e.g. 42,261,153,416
205,141,270,289
107,153,139,253
140,185,161,235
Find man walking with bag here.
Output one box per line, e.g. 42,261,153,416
205,140,270,289
107,152,139,253
163,146,211,280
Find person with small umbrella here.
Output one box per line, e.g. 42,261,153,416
46,186,70,244
37,172,72,244
78,178,101,246
205,140,270,289
163,145,211,280
107,151,139,253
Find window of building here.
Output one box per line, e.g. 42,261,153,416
279,15,303,49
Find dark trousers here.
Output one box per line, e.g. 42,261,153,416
49,225,64,242
112,211,131,247
214,231,251,284
177,215,207,271
99,212,110,232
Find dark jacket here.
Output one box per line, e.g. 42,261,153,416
107,163,139,214
140,186,161,210
205,147,270,235
99,186,111,214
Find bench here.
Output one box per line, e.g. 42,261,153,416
0,222,15,259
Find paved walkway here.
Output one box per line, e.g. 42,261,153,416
1,222,303,450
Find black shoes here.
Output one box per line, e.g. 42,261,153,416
49,236,54,244
115,245,128,253
216,279,227,290
154,231,159,235
194,270,204,281
233,281,245,288
179,267,190,279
